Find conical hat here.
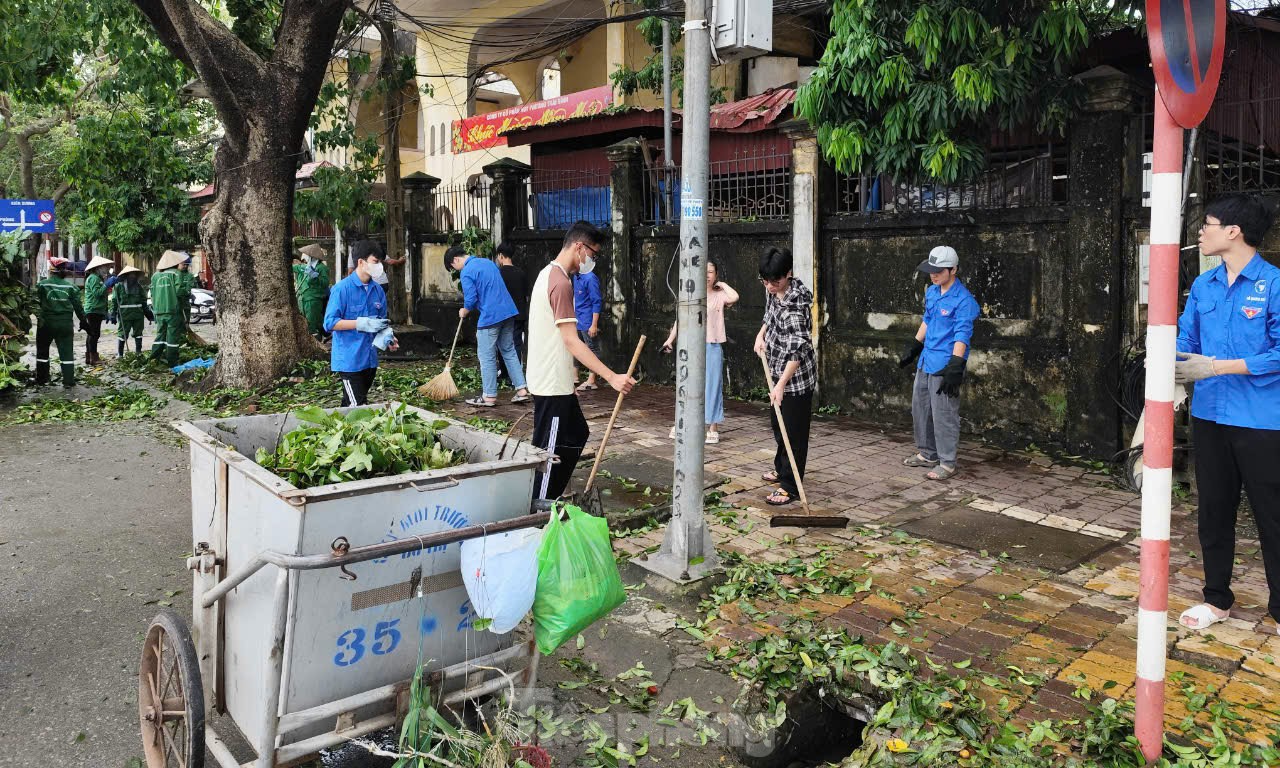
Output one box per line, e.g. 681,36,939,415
157,249,188,271
299,243,326,260
86,255,113,271
118,265,142,278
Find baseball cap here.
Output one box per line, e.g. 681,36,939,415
917,245,959,274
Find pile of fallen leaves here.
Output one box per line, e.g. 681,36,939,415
254,404,463,489
4,387,166,424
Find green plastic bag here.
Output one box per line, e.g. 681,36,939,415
532,503,626,655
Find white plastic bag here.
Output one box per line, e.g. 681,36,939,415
460,527,544,634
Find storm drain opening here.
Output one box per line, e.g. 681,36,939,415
733,688,869,768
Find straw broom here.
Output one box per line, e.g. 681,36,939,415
419,316,466,400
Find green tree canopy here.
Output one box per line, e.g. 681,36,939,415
796,0,1138,183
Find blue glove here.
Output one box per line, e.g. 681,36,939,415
372,326,396,351
355,317,390,334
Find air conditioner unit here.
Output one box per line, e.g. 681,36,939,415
712,0,772,61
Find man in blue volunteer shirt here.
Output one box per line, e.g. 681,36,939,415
898,245,981,481
1173,194,1280,635
445,245,531,407
324,240,396,406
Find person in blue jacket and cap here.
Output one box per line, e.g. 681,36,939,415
898,245,981,481
324,240,397,406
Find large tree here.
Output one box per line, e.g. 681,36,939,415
128,0,349,387
796,0,1137,183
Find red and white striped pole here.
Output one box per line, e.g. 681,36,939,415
1137,88,1183,761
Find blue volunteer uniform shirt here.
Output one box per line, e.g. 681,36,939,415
324,272,388,373
574,272,603,331
461,257,518,328
1176,252,1280,430
919,280,980,375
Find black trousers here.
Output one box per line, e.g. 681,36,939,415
85,313,104,359
339,368,378,407
532,394,590,501
1193,417,1280,622
770,390,813,497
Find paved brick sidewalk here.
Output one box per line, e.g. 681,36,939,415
466,384,1280,746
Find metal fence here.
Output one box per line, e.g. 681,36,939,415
834,141,1068,214
641,152,794,225
525,168,611,230
431,182,491,233
1203,95,1280,197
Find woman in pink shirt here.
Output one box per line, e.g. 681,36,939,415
663,258,740,443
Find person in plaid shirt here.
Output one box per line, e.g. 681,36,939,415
752,247,817,506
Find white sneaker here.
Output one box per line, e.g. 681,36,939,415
705,431,720,444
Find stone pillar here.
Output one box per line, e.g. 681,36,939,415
605,138,645,357
1064,66,1142,454
402,170,441,319
483,157,532,247
780,119,822,351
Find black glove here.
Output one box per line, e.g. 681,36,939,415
107,313,117,324
936,355,966,398
78,321,88,333
898,339,924,368
144,308,155,322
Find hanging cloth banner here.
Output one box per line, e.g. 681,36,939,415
452,86,613,153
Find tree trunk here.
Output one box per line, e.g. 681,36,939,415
201,138,321,388
379,15,407,325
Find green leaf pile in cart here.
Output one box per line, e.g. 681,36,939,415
256,405,464,489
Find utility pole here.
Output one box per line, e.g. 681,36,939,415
661,19,674,222
377,0,407,324
640,0,717,583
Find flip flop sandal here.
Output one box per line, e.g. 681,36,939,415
927,464,957,480
465,396,496,407
903,454,939,468
511,393,531,404
765,488,795,506
761,471,779,483
576,382,598,391
1179,604,1230,630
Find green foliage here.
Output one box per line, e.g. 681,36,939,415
796,0,1139,183
450,226,494,259
254,404,464,489
608,4,728,107
3,387,165,424
226,0,282,59
0,231,35,391
60,104,210,255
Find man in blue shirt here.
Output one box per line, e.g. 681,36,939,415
573,265,604,391
324,240,395,406
1173,194,1280,634
898,245,981,481
445,245,531,407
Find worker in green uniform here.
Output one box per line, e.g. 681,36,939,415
35,257,89,387
110,265,152,357
150,249,188,366
177,255,196,327
82,255,113,365
295,243,331,339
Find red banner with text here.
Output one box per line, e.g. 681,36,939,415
452,86,613,154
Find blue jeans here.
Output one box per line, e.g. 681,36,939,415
706,341,725,425
478,317,526,398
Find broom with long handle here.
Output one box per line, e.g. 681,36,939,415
583,335,646,495
418,316,465,400
760,354,847,529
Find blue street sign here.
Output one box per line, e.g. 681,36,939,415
0,199,56,234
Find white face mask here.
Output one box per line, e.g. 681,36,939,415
579,256,596,275
301,255,311,264
365,260,384,280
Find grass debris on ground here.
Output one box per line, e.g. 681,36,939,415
2,387,166,425
254,404,464,489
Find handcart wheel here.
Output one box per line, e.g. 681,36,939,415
138,609,205,768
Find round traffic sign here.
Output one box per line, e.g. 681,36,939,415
1147,0,1227,128
38,211,53,223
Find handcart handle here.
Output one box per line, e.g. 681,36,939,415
409,476,460,492
200,510,552,608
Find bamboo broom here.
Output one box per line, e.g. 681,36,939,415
418,316,465,400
